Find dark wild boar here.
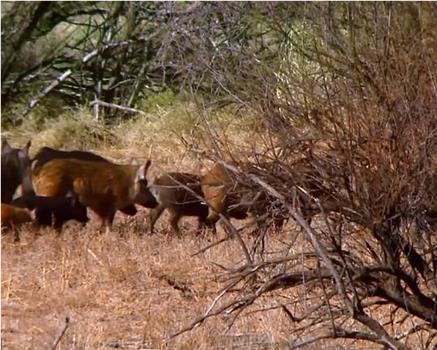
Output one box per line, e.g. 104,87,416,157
149,172,214,234
32,146,108,170
12,193,89,230
1,139,35,203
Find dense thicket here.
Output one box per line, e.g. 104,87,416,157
166,3,437,349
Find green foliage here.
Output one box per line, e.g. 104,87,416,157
1,93,71,131
139,90,177,113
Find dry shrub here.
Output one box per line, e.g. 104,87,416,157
163,2,437,349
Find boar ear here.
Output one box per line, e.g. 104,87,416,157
24,140,31,154
147,144,153,160
136,160,152,181
18,140,31,159
136,165,146,181
145,159,152,172
31,158,40,172
200,166,207,177
130,158,138,165
66,190,79,199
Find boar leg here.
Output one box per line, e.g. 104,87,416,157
13,226,20,242
105,211,117,233
168,209,182,235
197,217,217,235
53,220,64,234
92,206,115,233
273,217,286,233
149,204,165,234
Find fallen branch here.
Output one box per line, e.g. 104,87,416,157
287,326,388,349
106,339,153,349
168,280,248,340
90,99,149,116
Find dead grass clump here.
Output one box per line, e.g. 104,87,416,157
3,108,118,156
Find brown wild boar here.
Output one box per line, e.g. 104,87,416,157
201,158,360,235
149,172,213,234
201,162,290,232
31,146,137,216
1,203,33,241
201,161,339,232
1,203,32,225
32,158,158,231
11,193,89,230
200,162,247,225
32,146,109,170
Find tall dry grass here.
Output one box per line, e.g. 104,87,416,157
2,107,430,349
2,212,300,349
4,212,392,349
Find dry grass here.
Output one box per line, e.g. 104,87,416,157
3,216,427,349
2,110,431,350
2,213,297,350
4,215,429,350
2,214,388,350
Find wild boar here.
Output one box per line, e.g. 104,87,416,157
149,172,213,234
1,139,35,203
1,203,33,241
32,158,158,231
11,193,89,230
31,146,138,216
201,162,290,232
200,162,247,225
32,146,108,170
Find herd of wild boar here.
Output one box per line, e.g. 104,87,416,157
1,139,277,241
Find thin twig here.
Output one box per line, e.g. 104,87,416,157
190,236,229,257
51,317,70,350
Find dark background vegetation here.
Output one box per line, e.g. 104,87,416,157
2,2,436,349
